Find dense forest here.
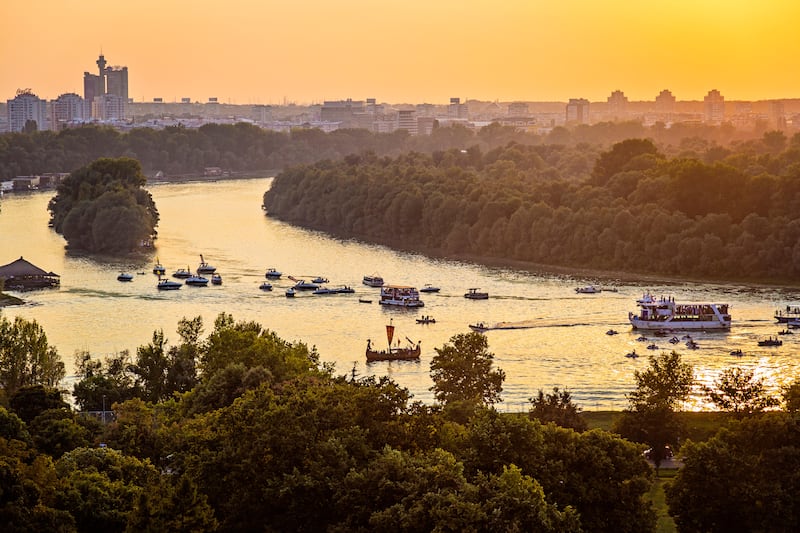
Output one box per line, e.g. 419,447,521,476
2,312,800,532
263,134,800,283
0,120,788,180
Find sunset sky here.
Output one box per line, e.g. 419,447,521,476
3,0,799,105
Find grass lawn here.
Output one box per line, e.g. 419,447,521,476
648,472,678,533
582,410,730,443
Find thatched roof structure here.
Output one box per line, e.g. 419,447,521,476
0,257,60,290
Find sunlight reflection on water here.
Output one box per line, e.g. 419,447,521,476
2,178,799,410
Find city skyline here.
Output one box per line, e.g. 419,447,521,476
3,1,800,105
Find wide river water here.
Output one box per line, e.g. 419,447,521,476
2,177,799,410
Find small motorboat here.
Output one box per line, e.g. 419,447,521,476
758,337,782,347
311,276,329,284
313,286,336,295
606,329,618,336
576,285,601,294
292,279,319,290
358,298,372,304
730,349,744,357
636,335,648,342
211,273,222,285
172,267,192,279
335,285,355,294
157,278,181,290
152,258,166,275
669,336,680,344
420,284,441,293
363,274,384,287
285,287,295,298
646,343,659,350
778,329,793,335
686,340,699,349
265,268,282,279
197,254,216,274
259,282,273,291
464,288,489,300
416,316,436,324
625,350,639,359
185,274,209,287
117,272,134,282
469,322,490,332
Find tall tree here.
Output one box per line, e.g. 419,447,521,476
529,386,587,431
703,366,779,416
429,331,505,408
0,316,65,397
613,351,694,470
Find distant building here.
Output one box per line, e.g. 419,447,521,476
771,100,787,129
7,89,47,132
105,66,128,100
565,98,590,124
507,102,529,116
51,93,85,130
320,99,367,128
655,89,676,115
396,109,418,135
92,94,127,121
704,89,725,124
83,54,129,119
448,97,467,119
606,90,628,119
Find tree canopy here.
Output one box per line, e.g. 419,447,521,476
47,157,159,254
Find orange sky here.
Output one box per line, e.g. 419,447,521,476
2,0,799,104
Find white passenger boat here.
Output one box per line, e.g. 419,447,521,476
363,274,384,287
378,285,424,308
628,293,731,331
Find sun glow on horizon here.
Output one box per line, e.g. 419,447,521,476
2,0,800,104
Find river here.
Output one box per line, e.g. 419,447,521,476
1,177,799,410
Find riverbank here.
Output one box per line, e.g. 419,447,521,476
0,291,24,307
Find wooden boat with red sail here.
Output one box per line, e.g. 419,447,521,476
365,319,421,362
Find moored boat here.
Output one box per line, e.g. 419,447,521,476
366,320,421,362
172,267,192,279
265,268,282,279
464,288,489,300
117,272,133,282
152,258,165,275
211,273,222,285
775,306,800,323
157,278,182,290
420,284,441,293
758,336,782,347
285,287,295,298
311,276,329,284
185,274,209,286
291,279,319,290
628,293,731,330
416,316,436,324
363,274,384,287
378,285,424,308
335,285,355,294
259,282,273,291
197,254,216,274
576,285,601,294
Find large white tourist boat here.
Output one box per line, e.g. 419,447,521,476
628,293,731,330
378,285,424,307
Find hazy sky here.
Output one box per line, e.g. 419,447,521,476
3,0,799,104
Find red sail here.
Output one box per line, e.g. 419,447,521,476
386,324,395,347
